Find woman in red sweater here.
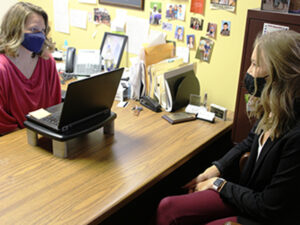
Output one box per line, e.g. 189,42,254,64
0,2,61,135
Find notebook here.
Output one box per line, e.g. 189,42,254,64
162,112,196,124
26,68,124,133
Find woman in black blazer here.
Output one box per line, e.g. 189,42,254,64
156,30,300,225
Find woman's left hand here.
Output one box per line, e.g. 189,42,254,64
194,177,217,192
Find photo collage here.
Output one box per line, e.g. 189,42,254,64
150,0,235,63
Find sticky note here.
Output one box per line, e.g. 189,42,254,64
29,108,51,119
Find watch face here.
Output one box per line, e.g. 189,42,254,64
214,178,224,187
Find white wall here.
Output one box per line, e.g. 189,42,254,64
0,0,18,24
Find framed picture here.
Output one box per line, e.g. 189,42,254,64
100,32,128,70
99,0,144,10
261,0,290,13
289,0,300,13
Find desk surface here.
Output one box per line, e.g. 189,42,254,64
0,102,233,225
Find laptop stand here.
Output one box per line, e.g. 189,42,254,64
24,112,116,158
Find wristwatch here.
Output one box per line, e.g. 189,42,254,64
212,178,226,192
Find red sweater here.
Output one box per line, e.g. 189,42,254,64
0,54,61,135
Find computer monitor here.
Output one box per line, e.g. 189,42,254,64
164,63,200,112
100,32,128,69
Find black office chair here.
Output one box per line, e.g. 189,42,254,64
223,152,251,225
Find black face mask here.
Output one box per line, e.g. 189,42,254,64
244,72,267,97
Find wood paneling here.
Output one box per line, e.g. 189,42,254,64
232,9,300,143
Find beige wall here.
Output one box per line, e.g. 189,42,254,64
19,0,262,111
1,0,18,24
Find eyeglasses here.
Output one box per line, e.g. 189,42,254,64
25,27,46,35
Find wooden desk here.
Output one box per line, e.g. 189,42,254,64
0,102,233,225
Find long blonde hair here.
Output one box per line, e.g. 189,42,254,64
0,2,55,58
250,30,300,139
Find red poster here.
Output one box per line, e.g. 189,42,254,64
190,0,205,14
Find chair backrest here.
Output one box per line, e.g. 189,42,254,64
224,221,242,225
239,152,250,172
223,153,251,225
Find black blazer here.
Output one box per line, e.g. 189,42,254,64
213,120,300,225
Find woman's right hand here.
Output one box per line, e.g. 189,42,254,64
182,165,221,193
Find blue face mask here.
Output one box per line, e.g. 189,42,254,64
21,32,45,53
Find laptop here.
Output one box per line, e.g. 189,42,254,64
26,68,124,133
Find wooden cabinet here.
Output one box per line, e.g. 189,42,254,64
232,9,300,143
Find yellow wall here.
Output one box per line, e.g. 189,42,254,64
21,0,261,111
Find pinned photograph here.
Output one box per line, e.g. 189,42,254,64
210,0,236,12
177,4,186,20
166,4,186,21
195,37,214,62
94,8,111,25
206,23,217,38
261,0,290,12
162,22,173,31
190,17,204,30
150,2,162,25
187,34,195,49
175,25,184,41
220,20,231,36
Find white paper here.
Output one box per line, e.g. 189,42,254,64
117,101,128,108
78,0,96,3
111,20,125,32
53,0,69,33
70,9,87,29
147,29,166,47
176,47,189,63
116,9,127,17
126,16,149,55
76,49,100,65
111,9,127,32
263,23,289,35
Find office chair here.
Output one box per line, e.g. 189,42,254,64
224,222,241,225
224,152,251,225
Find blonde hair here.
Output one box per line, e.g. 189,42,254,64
0,2,55,58
249,30,300,139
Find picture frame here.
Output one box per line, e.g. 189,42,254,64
289,0,300,13
99,0,144,10
100,32,128,69
261,0,290,13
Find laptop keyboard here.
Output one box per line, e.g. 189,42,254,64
41,112,61,126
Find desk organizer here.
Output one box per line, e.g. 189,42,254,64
24,112,116,158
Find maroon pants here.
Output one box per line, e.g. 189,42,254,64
156,190,237,225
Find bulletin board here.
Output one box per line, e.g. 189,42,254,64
99,0,144,10
32,0,262,111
